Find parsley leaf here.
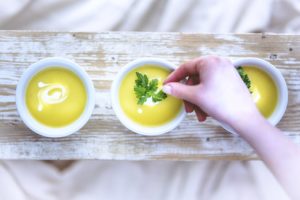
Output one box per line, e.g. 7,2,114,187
237,66,252,92
134,72,167,105
152,90,167,102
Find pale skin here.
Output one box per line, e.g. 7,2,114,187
163,56,300,200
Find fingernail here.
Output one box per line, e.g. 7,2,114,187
162,85,172,95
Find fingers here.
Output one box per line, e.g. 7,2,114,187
164,56,232,84
184,75,197,113
164,59,200,84
184,102,194,113
163,82,200,106
184,101,208,122
194,107,207,122
163,70,207,121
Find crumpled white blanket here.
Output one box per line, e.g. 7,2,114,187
0,160,289,200
0,0,299,199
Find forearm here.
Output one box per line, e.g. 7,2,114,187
234,116,300,199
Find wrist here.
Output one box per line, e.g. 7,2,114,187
230,111,269,137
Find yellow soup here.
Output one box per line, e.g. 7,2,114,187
119,65,182,126
26,67,87,127
243,66,278,118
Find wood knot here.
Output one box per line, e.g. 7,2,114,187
269,54,277,60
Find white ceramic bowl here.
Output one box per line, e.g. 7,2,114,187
219,57,288,134
111,58,186,136
16,57,95,138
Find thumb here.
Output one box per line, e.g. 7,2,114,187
162,82,200,105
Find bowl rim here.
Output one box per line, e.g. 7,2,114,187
219,57,288,134
111,58,186,136
16,57,95,138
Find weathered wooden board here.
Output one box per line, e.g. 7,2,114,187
0,31,299,160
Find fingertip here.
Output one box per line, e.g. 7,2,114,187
184,101,194,113
162,85,172,95
195,108,207,122
198,115,207,122
196,114,205,122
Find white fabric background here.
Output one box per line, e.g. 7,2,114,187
0,160,290,200
0,0,299,199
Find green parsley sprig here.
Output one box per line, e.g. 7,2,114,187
237,66,252,92
134,72,167,105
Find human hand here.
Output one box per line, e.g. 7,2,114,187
163,56,300,200
163,56,262,128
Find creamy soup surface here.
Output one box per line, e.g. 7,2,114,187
243,66,278,118
26,67,87,127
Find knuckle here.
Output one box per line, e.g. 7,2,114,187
200,55,232,69
201,55,221,66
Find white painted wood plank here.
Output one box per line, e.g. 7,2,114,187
0,31,299,160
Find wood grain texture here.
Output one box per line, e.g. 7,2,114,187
0,31,299,160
